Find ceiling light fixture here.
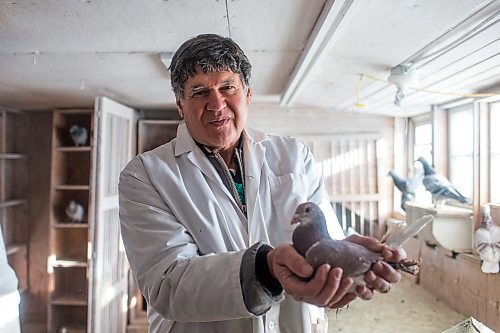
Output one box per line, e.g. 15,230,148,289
387,64,418,107
159,52,174,71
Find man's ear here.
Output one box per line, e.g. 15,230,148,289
176,98,184,118
246,86,253,104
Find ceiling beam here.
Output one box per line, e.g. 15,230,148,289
279,0,359,107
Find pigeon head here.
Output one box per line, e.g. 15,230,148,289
70,125,81,135
68,200,76,211
291,202,330,257
416,157,435,176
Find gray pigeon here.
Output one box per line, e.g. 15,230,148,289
416,157,471,206
291,202,432,289
474,204,500,274
65,200,85,223
69,125,88,146
388,170,423,211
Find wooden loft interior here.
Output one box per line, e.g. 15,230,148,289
0,0,499,332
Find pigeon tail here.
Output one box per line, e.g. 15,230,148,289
384,215,433,247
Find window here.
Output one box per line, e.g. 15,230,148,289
414,123,433,166
491,102,500,203
409,114,433,175
407,114,433,205
448,105,474,199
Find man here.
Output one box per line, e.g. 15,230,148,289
119,34,403,333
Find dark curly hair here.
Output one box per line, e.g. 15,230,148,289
169,34,252,99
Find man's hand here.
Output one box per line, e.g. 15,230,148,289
267,244,356,309
345,234,406,295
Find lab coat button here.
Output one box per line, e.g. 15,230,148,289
268,321,276,329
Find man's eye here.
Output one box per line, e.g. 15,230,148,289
221,86,236,93
192,90,208,97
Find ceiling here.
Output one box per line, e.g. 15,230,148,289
0,0,499,117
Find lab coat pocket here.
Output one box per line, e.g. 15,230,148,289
268,173,308,231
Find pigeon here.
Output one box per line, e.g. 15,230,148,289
65,200,85,223
387,170,423,211
291,202,433,288
69,125,88,146
474,204,500,274
416,157,471,206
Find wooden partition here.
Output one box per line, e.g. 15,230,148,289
300,134,384,238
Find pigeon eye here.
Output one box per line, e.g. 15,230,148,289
305,206,311,213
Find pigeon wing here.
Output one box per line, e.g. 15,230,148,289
305,239,382,277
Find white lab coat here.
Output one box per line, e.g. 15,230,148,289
119,122,343,333
0,227,21,333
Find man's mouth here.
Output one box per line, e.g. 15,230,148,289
209,118,229,126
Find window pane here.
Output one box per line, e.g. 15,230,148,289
448,108,473,201
491,102,500,203
492,155,500,203
491,103,500,154
449,156,473,199
449,110,473,155
413,123,433,166
415,124,432,144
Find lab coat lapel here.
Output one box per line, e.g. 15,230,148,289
175,122,235,203
175,123,249,248
243,129,270,244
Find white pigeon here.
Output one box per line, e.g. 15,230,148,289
474,204,500,274
69,125,88,146
65,200,85,223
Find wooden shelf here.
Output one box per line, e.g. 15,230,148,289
49,109,94,333
0,108,29,296
0,199,27,208
55,185,90,191
56,146,92,152
0,153,27,159
52,223,89,229
50,295,87,306
52,260,87,268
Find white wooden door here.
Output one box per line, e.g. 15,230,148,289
91,97,137,333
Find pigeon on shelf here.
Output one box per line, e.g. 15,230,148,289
416,156,471,207
474,204,500,274
65,200,85,223
69,124,88,146
291,202,432,290
388,170,423,211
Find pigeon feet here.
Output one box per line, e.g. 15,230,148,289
391,258,421,275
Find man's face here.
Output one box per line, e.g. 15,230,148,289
176,69,252,152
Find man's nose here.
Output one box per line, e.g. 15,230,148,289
206,91,226,111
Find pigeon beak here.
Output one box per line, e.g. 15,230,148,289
291,213,300,225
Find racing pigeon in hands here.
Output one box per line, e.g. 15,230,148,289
416,157,471,206
474,204,500,273
291,202,432,289
65,200,85,223
69,125,88,146
388,170,423,211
